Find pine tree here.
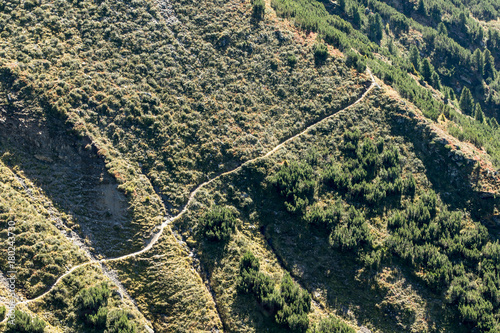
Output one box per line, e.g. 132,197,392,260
368,13,383,42
459,87,474,115
489,117,499,129
473,49,484,75
409,45,420,70
430,5,441,22
313,42,329,66
475,103,485,122
487,28,495,50
483,49,495,79
431,71,441,89
420,58,433,82
444,87,450,103
338,0,346,13
417,0,426,16
437,22,447,35
201,206,237,242
349,6,361,28
476,26,484,44
458,12,467,32
449,87,456,101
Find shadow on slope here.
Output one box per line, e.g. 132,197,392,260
0,89,140,258
384,97,500,233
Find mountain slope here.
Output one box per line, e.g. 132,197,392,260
0,0,499,332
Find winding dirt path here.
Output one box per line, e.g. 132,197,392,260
15,69,377,316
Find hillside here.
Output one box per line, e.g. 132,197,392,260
0,0,499,332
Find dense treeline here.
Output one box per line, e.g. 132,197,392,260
387,196,500,331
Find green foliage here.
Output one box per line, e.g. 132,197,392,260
431,71,441,89
409,45,420,71
275,273,311,332
287,54,298,67
238,251,275,307
447,109,500,165
368,13,383,42
200,206,237,242
238,253,311,332
417,0,427,16
330,206,372,251
313,42,329,65
75,282,110,328
459,87,474,115
475,104,485,123
483,49,495,80
303,201,342,230
473,49,484,75
420,58,434,83
349,5,361,28
74,283,137,332
105,310,137,333
272,161,315,213
240,251,260,274
252,0,266,20
437,22,447,35
345,51,367,72
312,316,355,333
6,310,46,333
270,0,500,171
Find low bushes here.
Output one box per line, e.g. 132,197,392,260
238,251,312,332
6,310,45,333
75,283,136,332
200,206,237,242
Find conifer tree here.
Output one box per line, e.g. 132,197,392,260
459,87,474,115
431,71,441,89
420,58,433,82
483,49,496,79
350,6,361,28
475,103,485,123
459,12,467,32
409,45,420,71
368,13,383,42
437,22,447,35
489,117,499,129
473,49,484,75
417,0,426,16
